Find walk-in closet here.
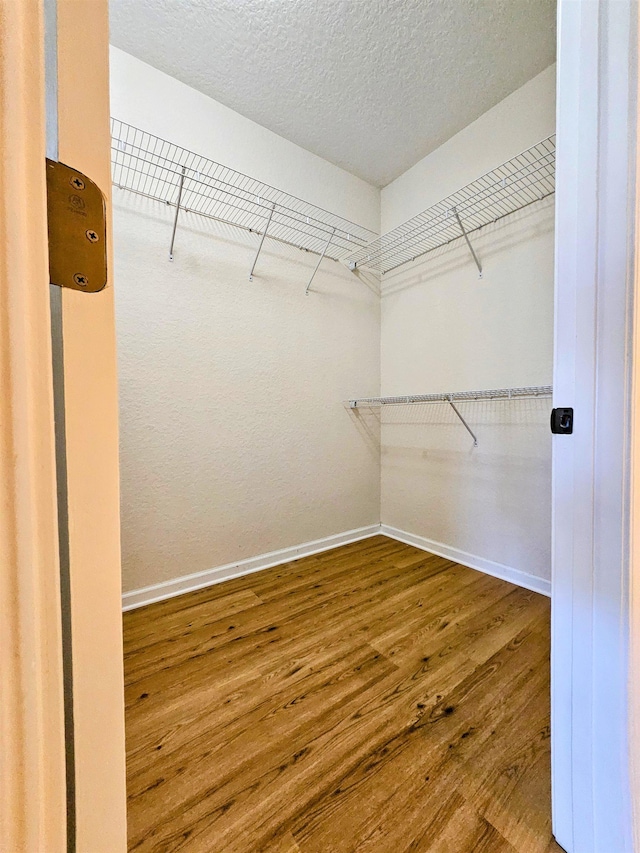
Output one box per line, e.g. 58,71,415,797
109,2,560,850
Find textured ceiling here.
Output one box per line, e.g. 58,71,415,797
109,0,556,187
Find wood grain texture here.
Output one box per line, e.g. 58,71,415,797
124,536,562,853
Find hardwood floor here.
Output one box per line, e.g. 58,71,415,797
123,535,563,853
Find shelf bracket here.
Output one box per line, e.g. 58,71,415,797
446,396,478,446
169,166,186,261
249,203,276,281
452,208,483,278
306,227,336,295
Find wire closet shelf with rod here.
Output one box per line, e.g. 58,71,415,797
343,135,556,278
110,118,379,292
348,385,554,447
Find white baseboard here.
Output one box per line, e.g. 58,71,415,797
121,524,381,611
379,524,551,597
122,522,551,611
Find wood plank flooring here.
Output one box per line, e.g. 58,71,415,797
123,535,563,853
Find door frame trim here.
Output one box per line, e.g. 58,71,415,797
552,1,638,849
0,1,67,849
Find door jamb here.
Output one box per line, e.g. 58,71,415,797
552,1,638,850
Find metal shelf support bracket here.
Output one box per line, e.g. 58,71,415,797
249,203,276,281
446,396,478,446
452,208,483,278
306,227,336,295
169,166,186,261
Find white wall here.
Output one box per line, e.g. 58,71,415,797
380,65,556,586
110,49,381,594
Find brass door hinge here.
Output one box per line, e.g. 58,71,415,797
46,159,107,293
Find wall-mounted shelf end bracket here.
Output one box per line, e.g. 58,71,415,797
452,207,483,278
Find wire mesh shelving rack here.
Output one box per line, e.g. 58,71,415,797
348,385,553,446
349,385,553,408
343,136,556,277
110,119,378,285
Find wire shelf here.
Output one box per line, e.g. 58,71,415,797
349,385,552,446
349,385,553,408
111,118,378,262
343,136,556,276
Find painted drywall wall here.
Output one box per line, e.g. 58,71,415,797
110,49,381,594
379,65,556,582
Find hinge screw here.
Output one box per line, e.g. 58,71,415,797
73,273,88,287
86,229,99,243
70,176,85,190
